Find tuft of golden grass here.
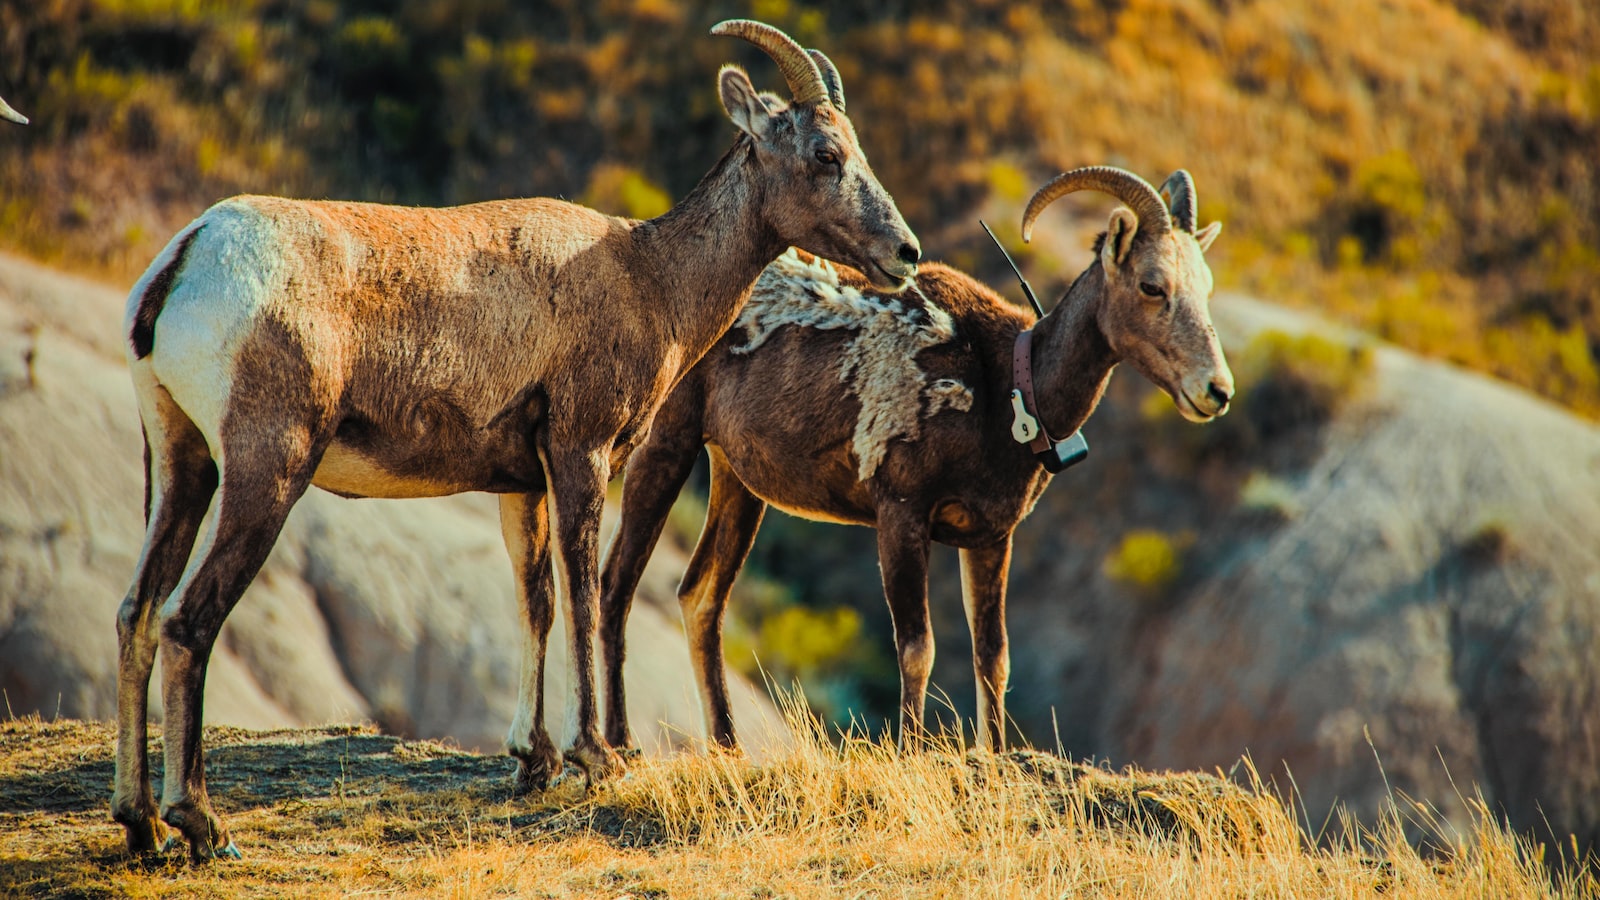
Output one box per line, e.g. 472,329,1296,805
1,705,1594,899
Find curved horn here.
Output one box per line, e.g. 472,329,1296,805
1021,165,1171,243
0,95,27,125
807,49,845,112
711,19,829,107
1159,170,1197,233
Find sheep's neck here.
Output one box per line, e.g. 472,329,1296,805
1027,261,1117,440
630,139,784,364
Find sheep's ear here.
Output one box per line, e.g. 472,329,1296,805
1195,221,1222,253
756,91,787,116
720,65,774,140
1102,207,1140,268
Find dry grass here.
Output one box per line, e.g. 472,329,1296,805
2,704,1593,899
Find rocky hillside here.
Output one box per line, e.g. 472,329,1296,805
0,251,784,755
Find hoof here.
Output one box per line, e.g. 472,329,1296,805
160,834,185,855
161,802,232,864
512,759,549,797
183,835,242,864
549,762,587,791
616,746,644,763
563,741,625,788
510,740,561,797
114,810,170,857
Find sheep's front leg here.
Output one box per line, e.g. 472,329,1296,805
676,447,767,748
877,501,934,748
542,446,624,784
599,393,706,751
959,536,1013,751
499,492,561,794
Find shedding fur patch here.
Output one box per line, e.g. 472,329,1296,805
734,249,973,480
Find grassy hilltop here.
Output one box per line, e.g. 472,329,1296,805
3,2,1600,892
2,714,1594,898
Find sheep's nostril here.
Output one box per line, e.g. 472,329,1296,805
1208,381,1232,408
898,242,921,266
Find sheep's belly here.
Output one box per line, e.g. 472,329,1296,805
312,443,464,499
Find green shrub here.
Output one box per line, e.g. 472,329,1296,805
756,605,863,676
91,0,233,22
1346,150,1428,265
1103,529,1188,593
1234,329,1375,440
335,16,407,72
985,160,1029,203
582,164,673,221
718,571,886,727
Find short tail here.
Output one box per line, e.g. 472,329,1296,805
129,225,203,360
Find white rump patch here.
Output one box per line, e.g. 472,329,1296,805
735,249,974,480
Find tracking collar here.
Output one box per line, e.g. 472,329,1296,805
979,220,1089,473
1010,329,1089,473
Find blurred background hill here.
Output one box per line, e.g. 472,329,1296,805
1,0,1597,862
2,0,1598,413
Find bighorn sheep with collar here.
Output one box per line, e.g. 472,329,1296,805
598,166,1230,752
113,20,919,862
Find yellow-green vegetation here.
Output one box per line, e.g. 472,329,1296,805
581,163,674,221
724,583,884,725
1103,528,1191,594
2,714,1591,898
754,604,862,674
1,1,1597,416
1234,329,1377,436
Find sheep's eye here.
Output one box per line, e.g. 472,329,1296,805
1139,282,1167,300
814,148,839,167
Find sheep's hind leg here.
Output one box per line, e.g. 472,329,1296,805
113,384,216,856
499,492,562,794
959,536,1013,751
156,430,321,862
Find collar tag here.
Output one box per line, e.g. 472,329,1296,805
1009,389,1040,443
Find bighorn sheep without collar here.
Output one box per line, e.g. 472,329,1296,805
598,166,1231,752
112,20,918,862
